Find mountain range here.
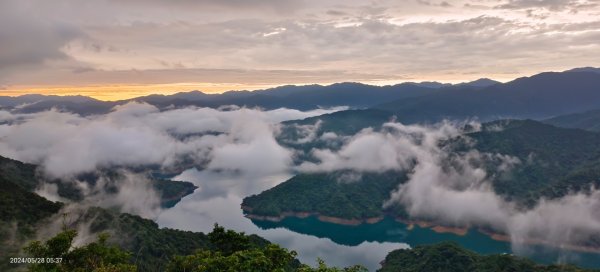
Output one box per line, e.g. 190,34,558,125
2,68,599,123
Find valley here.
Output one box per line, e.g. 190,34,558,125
2,69,600,271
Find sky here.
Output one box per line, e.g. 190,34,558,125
1,0,599,100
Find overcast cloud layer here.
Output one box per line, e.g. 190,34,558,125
1,0,599,91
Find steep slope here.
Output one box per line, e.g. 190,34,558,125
0,156,257,272
0,170,62,270
463,120,600,205
0,155,39,190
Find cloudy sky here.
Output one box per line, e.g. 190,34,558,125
1,0,599,100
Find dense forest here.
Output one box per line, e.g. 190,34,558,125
0,154,367,271
246,119,600,220
378,242,596,272
23,223,368,272
20,225,599,272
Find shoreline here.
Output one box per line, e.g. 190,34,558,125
242,206,600,254
241,206,384,226
476,228,600,254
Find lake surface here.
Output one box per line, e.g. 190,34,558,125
156,169,600,271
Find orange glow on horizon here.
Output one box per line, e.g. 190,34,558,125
1,74,514,101
0,83,280,101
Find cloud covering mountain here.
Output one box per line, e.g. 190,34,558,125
0,103,342,177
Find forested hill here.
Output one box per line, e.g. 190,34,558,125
245,119,600,220
242,171,408,220
0,169,63,270
378,242,596,272
0,155,366,271
462,119,600,206
0,154,205,271
544,109,600,132
2,131,599,270
0,154,197,208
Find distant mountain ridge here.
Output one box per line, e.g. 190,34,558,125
544,109,600,132
0,68,598,124
0,82,437,115
375,71,600,123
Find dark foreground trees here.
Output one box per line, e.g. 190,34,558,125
24,224,366,272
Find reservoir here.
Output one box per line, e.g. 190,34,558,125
157,169,600,271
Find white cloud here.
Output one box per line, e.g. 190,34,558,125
0,102,343,177
299,119,600,250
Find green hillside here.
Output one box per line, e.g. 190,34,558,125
462,120,600,206
0,175,63,270
379,242,596,272
246,120,600,220
243,171,408,220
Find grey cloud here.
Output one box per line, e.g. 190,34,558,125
3,67,394,87
496,0,598,11
111,0,305,13
1,0,599,87
326,10,347,16
83,15,597,78
416,0,453,7
0,1,83,80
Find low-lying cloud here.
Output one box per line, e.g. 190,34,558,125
0,103,342,178
296,120,600,253
3,102,600,258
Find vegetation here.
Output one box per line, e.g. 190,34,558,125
23,224,366,272
71,207,213,272
243,171,407,219
247,120,600,221
152,179,197,208
461,120,600,206
25,230,136,272
280,109,394,139
0,177,62,236
378,242,596,272
24,229,598,272
544,109,600,132
0,174,63,271
0,155,39,191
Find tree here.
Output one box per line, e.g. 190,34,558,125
24,230,136,272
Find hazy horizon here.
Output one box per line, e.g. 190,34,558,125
0,67,591,101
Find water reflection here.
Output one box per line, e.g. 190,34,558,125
157,169,600,270
156,169,405,270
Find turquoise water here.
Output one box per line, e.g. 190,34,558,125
252,216,600,269
157,170,600,271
